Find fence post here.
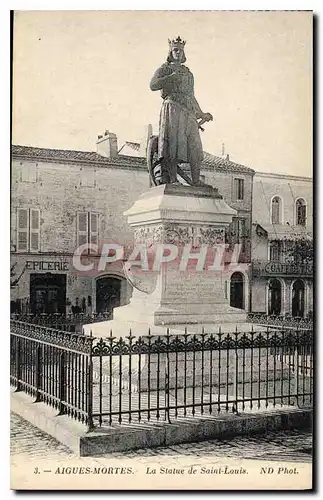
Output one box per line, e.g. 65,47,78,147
34,344,42,402
15,338,21,392
58,351,66,415
165,328,171,423
86,351,94,432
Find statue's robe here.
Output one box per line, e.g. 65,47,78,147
150,63,204,166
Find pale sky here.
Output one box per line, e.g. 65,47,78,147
12,10,312,176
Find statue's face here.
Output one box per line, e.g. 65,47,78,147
171,46,184,62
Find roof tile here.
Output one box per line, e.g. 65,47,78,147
12,144,254,174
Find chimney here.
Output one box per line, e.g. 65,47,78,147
221,142,230,161
139,124,153,158
96,130,118,158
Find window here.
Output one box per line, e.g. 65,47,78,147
77,212,99,251
16,208,40,252
228,217,247,252
21,163,37,183
80,168,96,187
234,178,244,201
296,198,306,226
238,219,247,252
271,196,281,224
269,241,281,262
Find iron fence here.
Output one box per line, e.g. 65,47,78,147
10,313,112,333
247,312,313,330
10,321,95,427
10,321,313,431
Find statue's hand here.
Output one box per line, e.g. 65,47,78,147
169,65,184,79
203,112,213,122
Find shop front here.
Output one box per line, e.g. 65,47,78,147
251,260,313,317
10,254,132,317
10,255,86,315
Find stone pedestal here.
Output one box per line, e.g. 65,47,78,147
85,184,279,397
85,183,249,338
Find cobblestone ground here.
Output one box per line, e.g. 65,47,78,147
10,413,312,464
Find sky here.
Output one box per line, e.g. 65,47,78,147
12,10,312,176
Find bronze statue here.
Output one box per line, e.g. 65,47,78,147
148,37,213,186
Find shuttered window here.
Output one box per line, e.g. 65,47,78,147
269,241,281,262
16,208,40,252
228,217,247,252
238,219,247,252
17,209,29,252
233,178,244,201
77,212,89,247
29,209,40,252
89,212,99,246
76,212,99,252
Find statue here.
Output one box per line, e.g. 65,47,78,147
148,36,213,186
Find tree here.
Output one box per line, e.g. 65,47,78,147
282,236,313,266
10,262,26,288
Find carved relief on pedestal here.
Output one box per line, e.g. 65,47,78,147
134,223,225,246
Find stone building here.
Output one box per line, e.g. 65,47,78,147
10,131,255,316
251,172,313,317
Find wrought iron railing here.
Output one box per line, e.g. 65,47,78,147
10,313,112,333
10,321,95,428
10,321,313,431
248,312,313,330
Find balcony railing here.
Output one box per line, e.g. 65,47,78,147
252,260,313,278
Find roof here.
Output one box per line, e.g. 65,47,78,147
202,151,254,174
254,171,312,182
12,144,255,175
120,141,254,174
12,145,146,169
254,223,312,241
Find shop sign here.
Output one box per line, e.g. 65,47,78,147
257,261,313,276
26,260,69,272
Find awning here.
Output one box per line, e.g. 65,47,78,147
259,224,312,241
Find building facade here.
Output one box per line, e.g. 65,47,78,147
10,132,255,316
251,172,313,317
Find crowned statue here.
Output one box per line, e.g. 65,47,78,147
148,37,213,186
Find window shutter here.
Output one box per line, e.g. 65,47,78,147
29,209,40,252
233,179,238,201
89,212,99,249
239,179,244,200
17,208,29,252
77,212,89,248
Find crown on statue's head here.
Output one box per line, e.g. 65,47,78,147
168,36,186,49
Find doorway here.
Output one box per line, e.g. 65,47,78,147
292,280,305,318
30,273,66,314
268,278,282,316
230,272,244,309
96,277,121,315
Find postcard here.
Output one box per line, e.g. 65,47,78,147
10,9,313,491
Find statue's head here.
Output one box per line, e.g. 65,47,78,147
167,36,186,64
